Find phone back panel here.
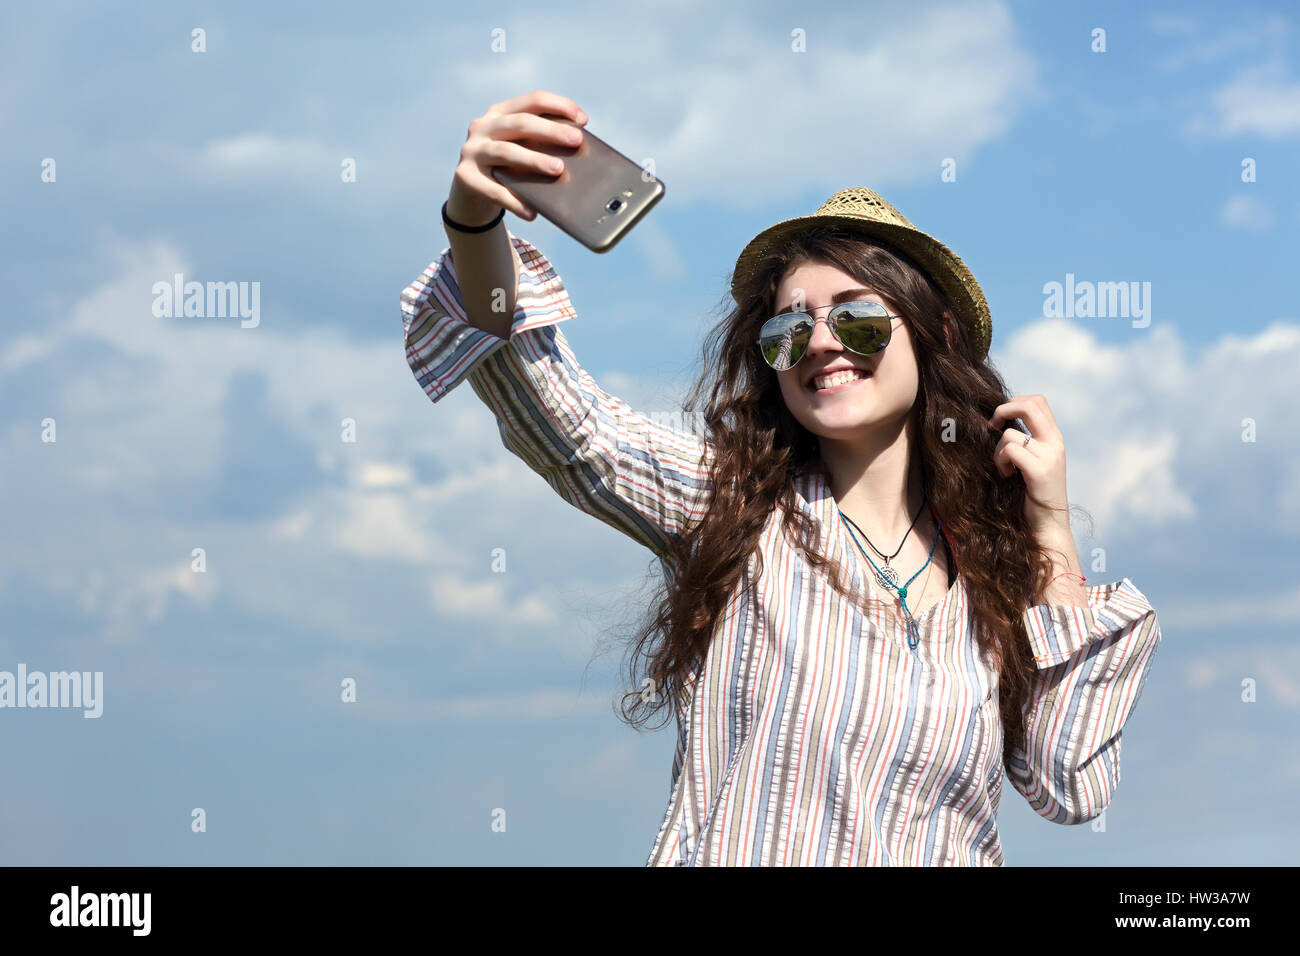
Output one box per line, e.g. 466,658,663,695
491,115,664,253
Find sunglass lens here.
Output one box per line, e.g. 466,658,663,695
832,304,891,355
759,314,813,370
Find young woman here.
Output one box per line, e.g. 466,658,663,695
404,90,1162,866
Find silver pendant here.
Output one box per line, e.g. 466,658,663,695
876,564,900,590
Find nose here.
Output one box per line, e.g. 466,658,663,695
804,315,842,356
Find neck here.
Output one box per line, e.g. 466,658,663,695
821,414,927,541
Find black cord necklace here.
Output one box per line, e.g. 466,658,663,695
839,493,928,590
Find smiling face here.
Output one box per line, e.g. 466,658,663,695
772,258,921,444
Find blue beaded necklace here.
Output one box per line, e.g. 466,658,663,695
837,507,942,651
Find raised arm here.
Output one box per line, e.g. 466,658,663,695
401,92,713,562
403,231,713,559
1004,576,1163,825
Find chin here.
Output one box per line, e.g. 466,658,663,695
796,396,910,436
798,412,883,439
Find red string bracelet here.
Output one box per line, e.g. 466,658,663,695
1048,571,1086,587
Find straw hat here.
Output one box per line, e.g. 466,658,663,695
731,186,992,359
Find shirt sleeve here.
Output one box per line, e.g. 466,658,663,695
1005,576,1162,826
401,227,714,561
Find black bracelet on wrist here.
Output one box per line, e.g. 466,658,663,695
442,199,505,233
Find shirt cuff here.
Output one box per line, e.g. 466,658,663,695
401,227,578,404
1021,576,1156,668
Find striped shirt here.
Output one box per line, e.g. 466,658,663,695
401,229,1163,866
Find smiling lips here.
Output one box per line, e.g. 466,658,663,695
808,367,872,392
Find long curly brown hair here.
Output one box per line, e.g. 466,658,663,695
615,225,1072,774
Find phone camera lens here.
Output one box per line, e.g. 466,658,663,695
605,198,624,213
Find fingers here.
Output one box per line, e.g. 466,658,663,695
479,138,567,177
987,394,1061,444
453,91,587,223
458,133,569,221
993,431,1037,477
488,111,586,149
488,89,588,126
996,423,1037,454
992,422,1067,483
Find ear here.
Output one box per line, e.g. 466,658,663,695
941,309,957,352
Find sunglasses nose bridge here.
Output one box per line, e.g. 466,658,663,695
804,314,842,353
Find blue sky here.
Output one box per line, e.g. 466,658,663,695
3,0,1299,865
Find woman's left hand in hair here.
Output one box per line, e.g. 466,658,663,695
986,395,1074,541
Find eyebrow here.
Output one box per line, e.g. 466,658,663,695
774,287,878,315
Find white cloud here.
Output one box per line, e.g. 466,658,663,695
357,461,414,489
1216,320,1300,358
994,315,1300,540
198,133,338,179
435,1,1040,206
77,562,219,645
1188,59,1300,138
1220,194,1275,230
994,319,1187,535
632,217,687,281
0,230,606,647
12,210,1300,652
1261,668,1300,708
269,510,312,541
1154,14,1287,73
331,492,438,562
8,2,1040,225
0,333,56,373
429,573,557,628
410,460,514,506
994,319,1126,384
1082,433,1196,529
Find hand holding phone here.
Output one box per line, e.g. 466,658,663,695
448,89,664,253
448,90,587,225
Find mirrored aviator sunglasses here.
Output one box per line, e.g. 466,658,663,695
757,301,899,371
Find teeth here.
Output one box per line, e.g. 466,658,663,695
811,369,870,390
